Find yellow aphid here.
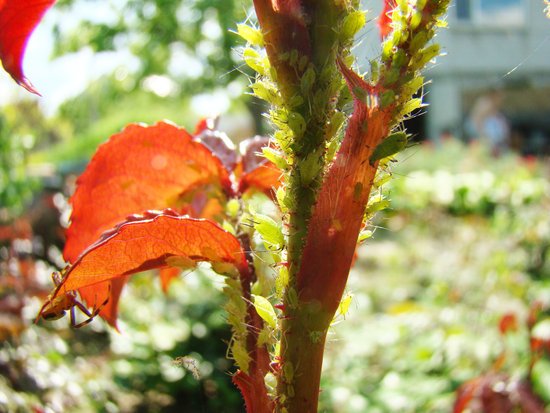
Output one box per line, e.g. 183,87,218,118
338,293,353,318
252,295,278,329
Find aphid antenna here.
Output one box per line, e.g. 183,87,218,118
222,62,248,79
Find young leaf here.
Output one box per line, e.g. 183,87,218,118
196,128,238,172
42,211,249,327
238,136,281,196
239,163,281,196
0,0,55,94
64,121,232,263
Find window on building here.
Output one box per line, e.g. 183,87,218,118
455,0,525,26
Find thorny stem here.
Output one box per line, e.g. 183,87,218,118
277,306,332,412
247,0,451,411
234,207,273,412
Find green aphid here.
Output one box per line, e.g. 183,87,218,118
300,66,316,95
369,132,408,165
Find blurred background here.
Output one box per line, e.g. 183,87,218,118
1,0,549,412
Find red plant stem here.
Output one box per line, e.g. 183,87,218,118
297,107,390,313
251,0,311,98
279,97,391,412
237,232,273,413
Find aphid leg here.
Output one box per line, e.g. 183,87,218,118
69,303,78,327
72,288,110,329
34,298,52,324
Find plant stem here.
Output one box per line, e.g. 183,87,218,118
277,302,333,412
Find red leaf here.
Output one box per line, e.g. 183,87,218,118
193,117,217,135
78,276,128,330
240,136,271,173
45,211,249,327
239,163,281,196
515,379,547,413
196,129,238,172
64,121,232,263
159,267,181,293
499,313,518,335
453,377,482,413
453,374,547,413
238,136,281,196
378,0,397,40
0,0,55,94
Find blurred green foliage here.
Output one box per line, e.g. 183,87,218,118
0,100,64,219
3,139,549,412
319,139,550,412
51,0,252,94
31,75,197,165
1,270,244,412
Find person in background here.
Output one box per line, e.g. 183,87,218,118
466,88,510,157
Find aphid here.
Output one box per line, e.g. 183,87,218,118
36,270,109,328
286,287,299,309
340,10,366,41
253,213,285,249
229,337,250,371
414,43,441,69
252,295,278,329
236,24,264,47
309,330,323,343
369,132,408,165
300,66,316,95
283,361,295,384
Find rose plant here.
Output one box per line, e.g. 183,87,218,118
0,0,451,411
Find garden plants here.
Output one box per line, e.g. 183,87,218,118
0,0,452,411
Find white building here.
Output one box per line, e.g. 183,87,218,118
359,0,550,153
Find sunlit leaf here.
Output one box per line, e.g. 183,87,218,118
78,276,128,330
159,267,181,293
238,136,281,196
0,0,55,94
239,163,281,196
196,128,238,172
45,211,249,327
64,121,232,263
